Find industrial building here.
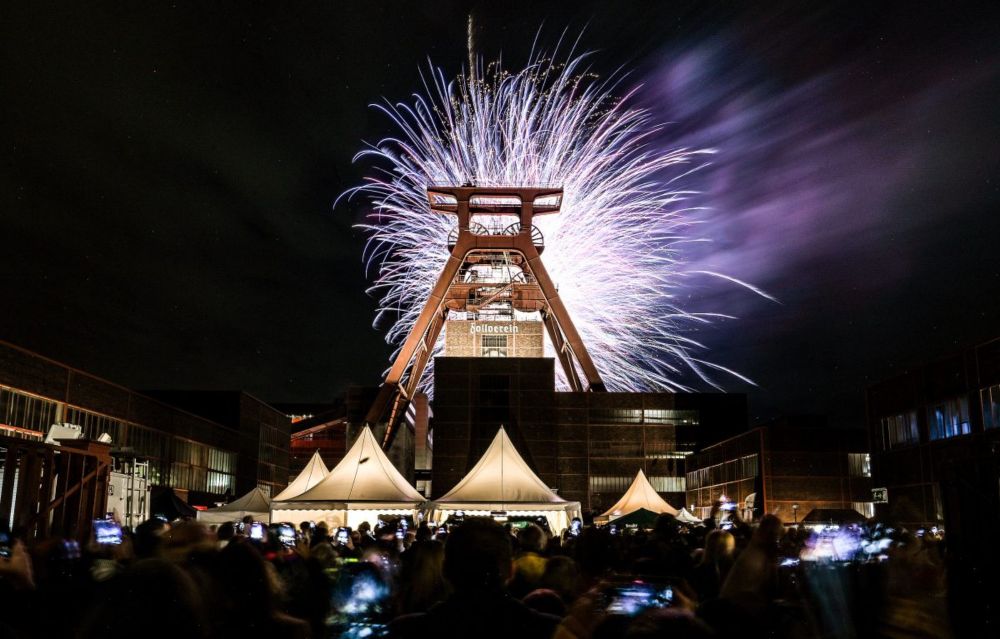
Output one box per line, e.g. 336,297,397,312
0,339,291,535
684,417,872,523
431,356,746,512
866,336,1000,528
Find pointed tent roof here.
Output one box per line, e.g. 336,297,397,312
288,426,423,503
216,486,272,513
272,451,329,501
197,487,272,524
600,469,678,519
437,427,566,504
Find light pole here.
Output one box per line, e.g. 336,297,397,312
792,503,800,525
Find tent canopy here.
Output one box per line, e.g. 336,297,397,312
608,508,662,529
272,450,329,501
600,469,678,519
197,487,271,524
151,487,196,521
280,426,424,504
676,508,703,525
428,427,580,534
436,427,568,506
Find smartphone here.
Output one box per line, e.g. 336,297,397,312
277,524,297,547
337,528,350,545
604,581,674,616
249,522,264,540
0,530,12,559
94,519,123,545
331,562,390,638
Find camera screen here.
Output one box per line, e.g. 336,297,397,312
277,524,296,547
94,519,123,545
249,522,264,540
605,582,674,616
330,563,390,638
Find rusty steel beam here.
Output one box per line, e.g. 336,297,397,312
368,186,606,451
543,311,583,391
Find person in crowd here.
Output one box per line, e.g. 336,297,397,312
720,514,782,610
540,554,582,606
690,528,735,602
133,517,169,559
390,517,561,639
205,537,310,638
216,521,236,549
79,558,209,639
509,522,549,598
397,537,450,614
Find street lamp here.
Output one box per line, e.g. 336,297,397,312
792,503,800,525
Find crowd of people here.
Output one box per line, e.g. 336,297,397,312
0,508,951,638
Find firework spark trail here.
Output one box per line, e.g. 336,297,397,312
344,45,770,393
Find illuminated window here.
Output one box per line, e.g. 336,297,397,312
982,384,1000,429
852,502,875,518
848,453,871,477
0,386,59,435
481,335,508,357
927,397,970,440
880,412,919,449
649,476,686,492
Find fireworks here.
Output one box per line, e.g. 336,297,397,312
344,45,771,392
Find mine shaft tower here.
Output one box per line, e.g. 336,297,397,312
368,185,606,449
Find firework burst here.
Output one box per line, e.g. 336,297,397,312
344,43,771,393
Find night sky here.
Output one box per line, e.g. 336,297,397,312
3,2,999,428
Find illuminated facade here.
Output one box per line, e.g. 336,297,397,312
0,341,290,503
685,417,872,523
866,336,1000,528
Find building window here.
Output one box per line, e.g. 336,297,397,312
64,407,126,444
649,476,686,492
880,412,919,449
591,409,642,424
643,409,699,425
0,386,59,436
982,384,1000,429
481,335,508,357
848,453,871,477
589,476,633,493
852,502,875,518
928,397,970,440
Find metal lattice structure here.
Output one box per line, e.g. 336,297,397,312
367,186,606,449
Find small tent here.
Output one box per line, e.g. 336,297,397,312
271,426,424,529
150,487,197,521
600,469,678,521
272,450,329,501
197,487,272,525
676,508,703,526
426,427,581,534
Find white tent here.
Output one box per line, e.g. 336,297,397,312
197,487,272,525
676,508,703,526
600,469,679,520
427,427,581,534
272,450,329,501
271,426,424,529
